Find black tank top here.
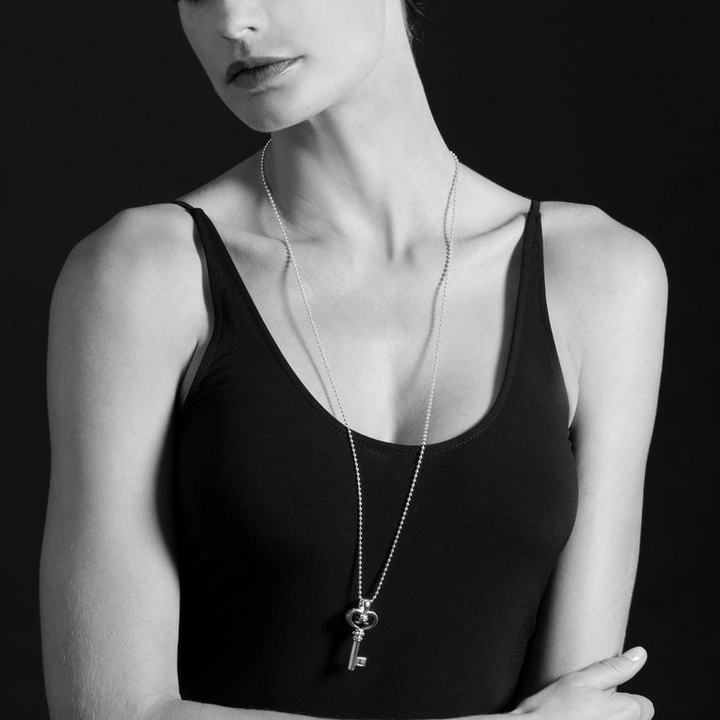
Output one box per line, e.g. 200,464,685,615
169,198,577,718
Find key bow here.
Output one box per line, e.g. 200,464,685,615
345,599,378,631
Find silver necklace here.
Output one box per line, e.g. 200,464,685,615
259,137,459,671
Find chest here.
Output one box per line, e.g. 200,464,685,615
225,232,526,445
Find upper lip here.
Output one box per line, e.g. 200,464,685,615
226,56,296,83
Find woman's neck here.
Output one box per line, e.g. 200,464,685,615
258,15,458,261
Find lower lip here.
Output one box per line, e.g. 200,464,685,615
230,58,300,88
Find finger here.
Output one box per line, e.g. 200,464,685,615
624,693,655,719
574,647,648,691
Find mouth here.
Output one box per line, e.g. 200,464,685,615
226,57,300,87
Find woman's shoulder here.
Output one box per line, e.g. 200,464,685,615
52,156,260,355
537,200,667,394
540,200,666,283
539,200,668,318
66,201,200,278
51,202,207,362
61,202,203,310
85,153,252,261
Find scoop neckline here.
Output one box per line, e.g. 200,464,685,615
197,200,537,454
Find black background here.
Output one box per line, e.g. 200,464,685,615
4,1,716,717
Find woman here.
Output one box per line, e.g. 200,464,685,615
40,1,667,719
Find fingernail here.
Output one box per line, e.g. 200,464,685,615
623,646,647,661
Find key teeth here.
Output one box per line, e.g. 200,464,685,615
357,657,366,667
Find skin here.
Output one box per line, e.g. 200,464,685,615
40,1,667,719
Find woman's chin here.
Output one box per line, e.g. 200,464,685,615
226,97,324,135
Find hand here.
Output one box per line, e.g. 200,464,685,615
510,646,654,719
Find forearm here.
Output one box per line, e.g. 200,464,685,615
149,698,512,720
150,700,318,720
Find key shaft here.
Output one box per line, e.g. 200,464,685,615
347,629,367,670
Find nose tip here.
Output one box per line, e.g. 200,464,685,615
219,23,255,42
216,2,266,41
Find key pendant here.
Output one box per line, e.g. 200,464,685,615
345,599,378,671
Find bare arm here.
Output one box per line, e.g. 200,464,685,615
147,703,504,720
516,204,668,695
41,206,202,720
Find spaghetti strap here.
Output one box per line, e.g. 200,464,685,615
169,199,195,213
167,200,227,273
520,196,569,421
526,198,540,228
165,199,226,399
